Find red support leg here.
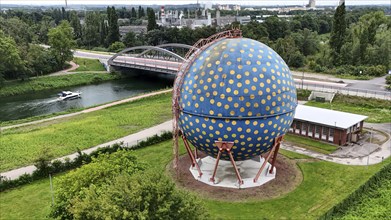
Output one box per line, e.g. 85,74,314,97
253,136,283,183
228,150,244,185
210,141,243,186
182,136,202,177
210,150,222,183
269,138,282,174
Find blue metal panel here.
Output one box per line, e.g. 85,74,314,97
178,38,297,160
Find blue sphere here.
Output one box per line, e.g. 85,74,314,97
178,38,297,161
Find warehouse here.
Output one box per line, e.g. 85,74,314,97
290,105,368,146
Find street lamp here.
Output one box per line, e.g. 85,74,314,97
367,126,373,168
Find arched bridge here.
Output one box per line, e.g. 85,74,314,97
108,43,195,75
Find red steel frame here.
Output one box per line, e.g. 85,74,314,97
253,136,283,183
182,136,203,177
210,141,244,186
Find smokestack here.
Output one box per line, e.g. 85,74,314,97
161,6,166,24
65,0,68,7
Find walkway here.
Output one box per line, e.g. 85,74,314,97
48,61,80,76
2,119,390,180
1,89,172,130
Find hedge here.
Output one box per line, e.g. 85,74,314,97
319,162,391,219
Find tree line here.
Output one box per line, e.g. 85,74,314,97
1,5,390,83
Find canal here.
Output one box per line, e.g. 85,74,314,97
0,75,173,122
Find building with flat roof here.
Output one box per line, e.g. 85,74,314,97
290,105,368,145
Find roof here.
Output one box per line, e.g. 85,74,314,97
294,105,368,129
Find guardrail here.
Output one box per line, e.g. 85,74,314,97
297,83,391,100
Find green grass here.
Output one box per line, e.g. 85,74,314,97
1,140,387,220
0,92,172,172
306,94,391,123
284,134,338,154
71,57,106,72
0,73,121,98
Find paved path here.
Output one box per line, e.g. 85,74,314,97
1,89,172,130
0,121,172,180
48,61,80,76
2,119,390,180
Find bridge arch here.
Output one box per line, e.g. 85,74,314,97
108,44,195,65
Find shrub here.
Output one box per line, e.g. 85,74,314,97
67,170,208,220
50,150,146,219
108,41,126,53
386,75,391,85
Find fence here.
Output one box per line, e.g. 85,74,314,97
296,83,391,101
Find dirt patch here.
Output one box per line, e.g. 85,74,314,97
168,152,303,201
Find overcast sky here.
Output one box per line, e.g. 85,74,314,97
1,0,389,6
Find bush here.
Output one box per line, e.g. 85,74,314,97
320,162,391,219
50,150,146,219
108,41,126,53
68,170,208,220
386,75,391,85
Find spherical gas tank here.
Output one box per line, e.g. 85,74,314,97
178,37,297,161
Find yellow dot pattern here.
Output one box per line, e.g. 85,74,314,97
178,38,297,161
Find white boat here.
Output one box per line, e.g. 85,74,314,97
57,91,82,101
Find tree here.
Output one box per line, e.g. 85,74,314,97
131,7,137,18
108,41,125,52
0,30,26,80
147,8,157,32
69,11,82,40
106,6,120,46
292,28,319,56
123,31,137,47
329,2,346,65
138,6,145,18
264,16,288,41
26,44,58,76
50,151,146,219
68,171,208,220
48,20,75,69
82,12,101,48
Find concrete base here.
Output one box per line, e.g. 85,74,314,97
189,156,276,189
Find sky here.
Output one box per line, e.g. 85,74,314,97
1,0,390,6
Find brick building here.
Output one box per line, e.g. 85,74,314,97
290,105,368,146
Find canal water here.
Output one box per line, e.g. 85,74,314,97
0,75,173,122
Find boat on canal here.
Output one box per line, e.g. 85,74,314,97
57,91,82,101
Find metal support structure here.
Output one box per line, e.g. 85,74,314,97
182,136,202,177
254,136,283,183
210,141,244,186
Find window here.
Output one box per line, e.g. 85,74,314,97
302,122,307,135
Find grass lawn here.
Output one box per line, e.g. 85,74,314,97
0,73,121,98
306,94,391,123
0,92,172,172
71,57,107,72
284,134,338,154
0,139,388,219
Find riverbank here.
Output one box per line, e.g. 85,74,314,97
0,72,121,98
0,91,172,172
